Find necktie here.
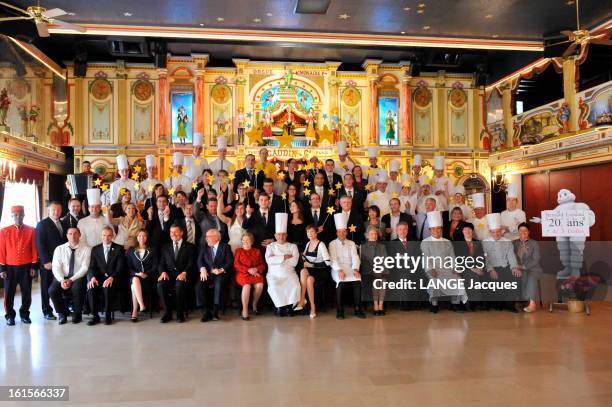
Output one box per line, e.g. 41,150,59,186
467,241,474,255
420,218,426,240
104,246,109,263
313,210,319,225
221,161,224,170
55,220,63,235
348,190,352,197
68,248,76,278
329,175,333,185
209,245,215,260
262,211,267,224
159,211,165,230
402,240,408,250
174,242,179,259
213,216,221,230
248,169,253,180
187,220,194,243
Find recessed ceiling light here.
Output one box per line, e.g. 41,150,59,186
253,18,261,23
404,7,410,11
123,12,132,17
266,12,273,17
566,0,575,4
418,3,426,7
422,25,430,30
401,31,406,34
67,12,75,16
492,34,499,38
417,9,424,14
485,14,494,19
216,17,225,22
199,23,205,26
338,13,350,19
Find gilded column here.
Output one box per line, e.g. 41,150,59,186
233,58,250,146
436,72,446,149
117,66,128,146
74,76,84,146
157,68,169,144
401,77,412,145
362,59,382,145
500,82,513,148
562,56,578,132
193,54,209,142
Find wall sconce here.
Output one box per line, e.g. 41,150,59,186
491,170,508,193
0,157,17,182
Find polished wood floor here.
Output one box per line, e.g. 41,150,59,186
2,286,612,407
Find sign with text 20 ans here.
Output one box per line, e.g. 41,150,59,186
541,210,590,237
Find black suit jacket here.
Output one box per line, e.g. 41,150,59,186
147,210,175,250
333,210,364,245
243,209,275,245
158,241,196,279
381,213,417,241
269,194,285,215
337,187,366,213
283,170,303,187
443,220,472,241
175,217,203,248
197,242,234,274
35,217,67,265
61,213,83,230
322,172,343,191
87,243,126,281
303,207,335,244
126,247,158,278
233,167,265,193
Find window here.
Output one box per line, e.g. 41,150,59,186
0,181,40,227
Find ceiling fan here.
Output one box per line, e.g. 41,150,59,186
547,0,612,57
0,1,85,37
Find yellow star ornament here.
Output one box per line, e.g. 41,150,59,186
335,182,343,190
100,184,108,191
326,206,335,215
131,173,139,181
317,125,334,145
364,184,373,192
135,183,140,190
207,175,215,185
277,171,286,181
228,173,236,182
181,165,188,173
281,192,287,200
119,188,127,196
304,163,314,171
366,168,376,176
242,180,251,188
192,182,198,190
303,188,311,196
133,165,142,173
278,130,293,148
302,179,311,187
328,188,335,196
391,192,399,199
349,224,357,233
245,126,264,146
93,178,102,187
168,187,176,196
147,185,154,192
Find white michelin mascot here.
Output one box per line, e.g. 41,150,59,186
530,189,596,279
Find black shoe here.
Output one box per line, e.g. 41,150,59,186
72,315,82,324
336,311,345,320
380,310,386,316
355,309,366,319
20,316,32,324
58,315,68,325
253,309,260,316
104,318,112,325
6,317,15,326
430,305,439,314
160,314,172,323
177,314,186,323
241,315,250,321
131,317,138,323
201,312,211,322
212,312,219,321
87,317,100,326
44,313,57,320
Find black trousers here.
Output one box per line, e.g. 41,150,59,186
195,273,227,313
157,279,186,317
40,268,55,315
48,278,85,317
3,265,32,319
87,277,116,318
336,280,361,313
489,266,522,304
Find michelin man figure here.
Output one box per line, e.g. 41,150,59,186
531,189,596,279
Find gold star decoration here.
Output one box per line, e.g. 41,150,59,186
147,185,154,192
391,192,399,199
278,130,294,147
316,125,334,145
133,165,142,173
326,206,335,215
302,179,311,187
366,168,377,175
316,162,323,169
135,183,140,190
181,165,188,174
93,178,102,187
402,180,412,188
281,192,287,200
242,180,251,188
303,188,311,196
277,171,286,181
364,184,373,191
349,224,357,233
192,182,198,190
304,163,314,171
194,159,202,166
207,175,215,185
245,126,264,146
228,173,236,182
371,192,379,200
119,188,127,196
170,168,179,177
328,188,335,196
131,173,139,181
100,184,108,191
335,182,343,190
168,187,176,196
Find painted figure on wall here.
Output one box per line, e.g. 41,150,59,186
216,110,228,136
305,107,317,139
556,102,570,133
262,106,273,138
384,109,396,146
176,105,189,144
0,88,10,128
344,113,360,147
284,105,294,136
236,106,246,145
329,108,341,142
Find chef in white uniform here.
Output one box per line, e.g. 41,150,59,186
501,183,526,240
184,133,209,181
164,152,192,192
365,171,391,216
387,160,403,195
419,210,468,312
471,192,490,241
410,154,424,193
448,185,473,220
139,154,162,202
77,188,109,247
399,173,417,216
416,176,436,214
265,213,300,316
365,147,386,186
109,154,138,204
334,141,355,177
209,136,235,175
328,213,365,319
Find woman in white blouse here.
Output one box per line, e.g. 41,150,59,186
108,203,142,250
295,225,331,318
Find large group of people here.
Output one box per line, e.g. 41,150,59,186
0,136,544,327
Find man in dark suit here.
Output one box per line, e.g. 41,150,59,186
415,197,449,241
390,221,426,309
194,197,229,244
234,153,265,194
310,172,335,210
196,229,233,322
337,173,366,214
86,226,125,325
243,193,275,247
283,158,302,188
61,198,84,230
322,159,343,191
35,202,67,320
303,192,335,245
262,178,284,215
382,197,417,241
157,224,195,323
146,195,175,251
336,195,364,245
175,203,202,248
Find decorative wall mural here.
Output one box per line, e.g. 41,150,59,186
131,79,154,143
211,83,232,145
378,96,398,146
342,87,361,108
133,79,153,102
89,76,113,143
171,91,193,144
413,81,433,146
448,83,467,146
211,83,231,104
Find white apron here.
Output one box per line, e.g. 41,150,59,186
265,242,300,307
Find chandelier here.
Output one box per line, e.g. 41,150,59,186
0,157,17,182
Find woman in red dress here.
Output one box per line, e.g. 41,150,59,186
234,232,266,320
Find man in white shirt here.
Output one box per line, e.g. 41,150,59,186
409,154,423,193
109,154,138,204
501,183,526,240
184,133,209,181
209,136,235,175
416,197,438,241
165,152,192,192
387,160,403,196
139,154,162,202
49,227,92,324
448,185,473,220
431,156,450,205
366,173,391,217
365,147,385,186
471,193,490,241
77,189,108,248
334,141,355,177
329,213,365,319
